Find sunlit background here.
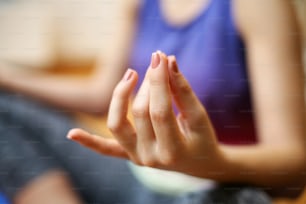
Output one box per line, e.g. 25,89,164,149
0,0,304,69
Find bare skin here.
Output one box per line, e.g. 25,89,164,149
0,0,304,203
0,0,138,115
1,1,138,204
14,171,83,204
69,0,306,189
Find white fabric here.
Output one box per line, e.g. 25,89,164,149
128,163,216,195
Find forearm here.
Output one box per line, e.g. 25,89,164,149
205,144,306,187
1,70,111,114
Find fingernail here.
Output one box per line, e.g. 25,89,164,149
151,52,160,69
156,50,162,55
171,59,179,73
123,69,133,81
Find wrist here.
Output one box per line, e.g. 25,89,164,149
209,145,234,181
183,145,233,181
193,145,238,182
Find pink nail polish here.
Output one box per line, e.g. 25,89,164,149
151,52,160,69
123,69,133,81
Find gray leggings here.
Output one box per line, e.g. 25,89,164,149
0,91,271,204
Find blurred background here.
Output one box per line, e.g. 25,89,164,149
0,0,305,204
0,0,124,72
0,0,305,70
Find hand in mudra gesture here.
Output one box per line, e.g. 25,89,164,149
68,51,226,178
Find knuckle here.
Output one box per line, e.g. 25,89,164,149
132,106,149,118
150,108,171,123
159,150,180,166
178,82,192,94
107,120,123,134
192,110,207,125
160,154,178,166
137,148,156,167
142,157,158,168
112,82,130,100
150,77,163,86
112,85,124,99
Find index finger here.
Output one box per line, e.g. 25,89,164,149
107,69,138,155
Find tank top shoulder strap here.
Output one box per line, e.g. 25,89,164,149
221,0,241,38
138,0,159,22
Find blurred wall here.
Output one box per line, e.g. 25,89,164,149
0,0,122,69
1,0,305,68
0,0,55,68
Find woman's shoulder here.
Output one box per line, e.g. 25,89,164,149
233,0,298,39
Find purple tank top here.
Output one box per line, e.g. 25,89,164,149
129,0,257,144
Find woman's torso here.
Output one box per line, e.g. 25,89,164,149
129,0,257,145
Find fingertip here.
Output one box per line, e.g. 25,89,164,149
67,128,78,139
113,68,138,99
168,55,179,74
67,128,87,140
156,50,163,55
168,55,176,62
67,134,73,140
129,69,139,83
122,68,138,82
151,53,160,69
156,50,168,62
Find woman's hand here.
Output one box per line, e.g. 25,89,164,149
68,51,225,177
